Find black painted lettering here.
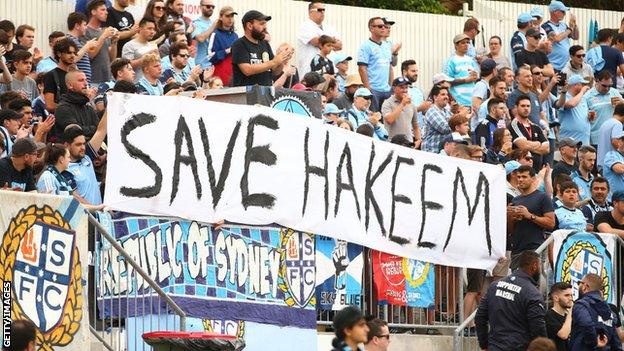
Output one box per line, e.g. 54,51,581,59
170,115,202,204
334,142,361,219
418,164,443,248
389,156,414,245
302,128,329,219
198,118,241,209
364,143,393,235
444,169,492,254
240,115,278,209
119,113,162,197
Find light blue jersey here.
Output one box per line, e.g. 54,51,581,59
542,21,571,71
585,87,621,145
192,17,214,69
604,150,624,194
408,85,425,129
558,92,590,145
67,154,102,205
555,206,587,231
345,106,388,140
357,39,392,92
445,54,479,107
36,56,57,73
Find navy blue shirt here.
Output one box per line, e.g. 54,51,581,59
599,45,624,88
511,190,554,253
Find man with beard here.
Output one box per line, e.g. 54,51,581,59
475,250,547,351
401,59,431,128
43,37,78,113
54,70,100,140
231,10,291,87
545,282,573,351
105,0,138,57
0,138,44,191
333,74,363,110
122,17,158,82
581,177,612,224
508,165,555,270
192,0,216,69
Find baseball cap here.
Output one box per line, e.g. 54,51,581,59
382,17,395,26
526,28,541,38
530,7,545,18
323,103,343,115
558,137,582,149
480,58,497,72
332,53,352,65
453,33,470,44
392,77,410,87
302,71,326,87
612,191,624,202
505,161,522,175
548,1,569,12
344,74,363,87
241,10,271,25
220,6,237,16
517,12,536,24
432,73,452,85
567,75,588,85
332,306,364,336
0,109,21,124
11,138,45,156
354,87,372,98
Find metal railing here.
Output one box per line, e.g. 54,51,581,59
317,249,466,333
87,212,187,351
452,233,624,351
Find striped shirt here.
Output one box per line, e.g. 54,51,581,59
422,104,452,153
66,34,92,83
445,54,479,107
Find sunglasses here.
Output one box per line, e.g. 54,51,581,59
360,95,372,100
372,24,388,29
201,4,215,9
575,54,586,58
178,53,190,58
154,6,165,10
377,334,390,340
532,71,542,75
312,8,325,12
599,81,613,87
525,156,533,161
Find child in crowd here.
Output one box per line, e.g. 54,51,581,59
554,181,591,231
333,53,352,92
310,35,336,75
31,72,49,119
448,113,471,144
552,173,573,209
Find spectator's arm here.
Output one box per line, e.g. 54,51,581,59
557,310,572,340
526,299,547,339
535,141,550,155
88,110,107,153
538,78,558,104
524,210,555,230
542,63,555,78
563,87,589,108
382,101,402,125
612,162,624,174
44,92,57,113
358,65,370,90
194,21,217,43
238,60,277,77
597,222,624,237
513,137,541,152
0,60,11,84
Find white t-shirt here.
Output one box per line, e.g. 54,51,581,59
296,18,339,76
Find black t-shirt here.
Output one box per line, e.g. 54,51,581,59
515,49,550,69
600,45,624,88
594,210,624,230
551,160,578,183
43,67,68,104
545,309,569,351
0,157,36,191
231,36,274,87
310,54,335,75
508,118,548,171
105,7,135,58
511,190,554,253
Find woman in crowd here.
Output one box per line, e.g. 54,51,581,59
37,143,72,195
143,0,168,42
209,6,239,86
484,128,512,166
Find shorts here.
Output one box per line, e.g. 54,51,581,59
466,268,486,293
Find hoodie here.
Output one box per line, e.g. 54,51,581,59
570,290,622,351
53,91,100,140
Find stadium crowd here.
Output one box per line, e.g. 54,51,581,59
3,0,624,350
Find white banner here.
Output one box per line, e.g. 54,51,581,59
104,93,506,269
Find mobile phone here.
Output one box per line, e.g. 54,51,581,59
557,72,567,87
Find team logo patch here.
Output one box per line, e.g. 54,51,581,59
0,205,83,349
271,96,314,118
278,229,316,308
203,319,245,338
554,233,612,301
402,259,430,288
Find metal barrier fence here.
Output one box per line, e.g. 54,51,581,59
453,234,624,351
87,212,187,351
317,249,466,333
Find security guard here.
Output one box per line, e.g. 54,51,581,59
475,250,547,351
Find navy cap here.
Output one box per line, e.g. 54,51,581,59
242,10,271,25
613,191,624,202
392,77,410,87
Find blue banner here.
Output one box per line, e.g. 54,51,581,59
315,236,363,310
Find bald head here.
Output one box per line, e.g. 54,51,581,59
583,273,603,292
65,70,88,95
